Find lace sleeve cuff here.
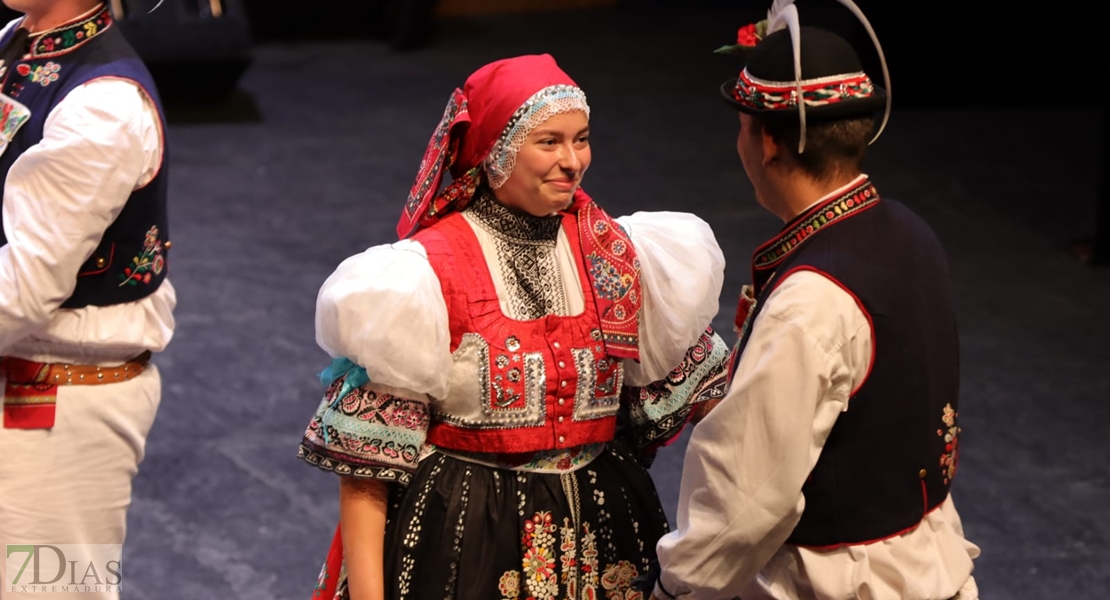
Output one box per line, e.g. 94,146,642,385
298,376,430,486
620,328,730,457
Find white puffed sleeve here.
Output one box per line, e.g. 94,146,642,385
616,212,726,386
314,239,454,399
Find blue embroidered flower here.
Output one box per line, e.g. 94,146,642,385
587,254,633,300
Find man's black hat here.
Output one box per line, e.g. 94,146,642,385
716,0,891,151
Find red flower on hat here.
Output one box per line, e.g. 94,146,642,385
737,23,761,47
717,19,768,56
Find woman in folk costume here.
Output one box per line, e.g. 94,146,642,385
298,54,731,600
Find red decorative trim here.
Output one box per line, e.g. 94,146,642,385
732,68,876,111
921,478,929,516
796,501,945,550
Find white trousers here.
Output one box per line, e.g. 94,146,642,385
0,366,161,600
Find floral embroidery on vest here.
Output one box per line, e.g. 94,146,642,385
28,62,60,87
938,403,960,485
29,5,112,58
119,226,165,286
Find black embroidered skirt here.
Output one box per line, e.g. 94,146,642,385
332,441,669,600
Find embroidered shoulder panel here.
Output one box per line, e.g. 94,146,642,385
577,202,641,358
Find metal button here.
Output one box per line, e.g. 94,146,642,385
919,469,927,479
95,257,106,268
164,241,173,249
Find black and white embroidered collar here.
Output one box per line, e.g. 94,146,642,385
465,188,562,244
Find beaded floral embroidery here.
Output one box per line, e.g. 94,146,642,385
29,5,112,58
938,403,960,485
118,226,165,286
601,560,643,599
27,62,61,87
499,512,642,600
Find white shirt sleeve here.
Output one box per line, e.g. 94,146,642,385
655,270,872,600
315,239,454,399
0,77,163,355
615,212,726,385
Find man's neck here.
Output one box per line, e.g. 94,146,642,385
772,171,864,223
20,1,101,34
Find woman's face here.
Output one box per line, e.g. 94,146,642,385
492,111,591,217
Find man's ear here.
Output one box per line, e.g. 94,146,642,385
760,125,779,167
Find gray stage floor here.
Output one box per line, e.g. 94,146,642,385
120,7,1109,599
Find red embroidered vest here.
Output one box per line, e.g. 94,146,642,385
414,208,627,454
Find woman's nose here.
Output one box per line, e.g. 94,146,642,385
559,144,581,171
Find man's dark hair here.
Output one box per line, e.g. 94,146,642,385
757,116,875,182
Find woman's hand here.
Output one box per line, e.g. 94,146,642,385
339,477,391,600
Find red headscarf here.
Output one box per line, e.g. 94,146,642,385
397,54,585,239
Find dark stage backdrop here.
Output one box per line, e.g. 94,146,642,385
2,0,1106,258
2,0,1101,110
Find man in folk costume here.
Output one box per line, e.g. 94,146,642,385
0,2,172,598
650,1,980,599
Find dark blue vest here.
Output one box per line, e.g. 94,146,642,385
0,6,169,309
733,180,961,547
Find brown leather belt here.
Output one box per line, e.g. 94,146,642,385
0,351,152,386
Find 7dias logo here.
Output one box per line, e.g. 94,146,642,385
5,545,122,594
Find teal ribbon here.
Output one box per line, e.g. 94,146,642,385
316,357,370,446
317,354,372,443
318,357,370,400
